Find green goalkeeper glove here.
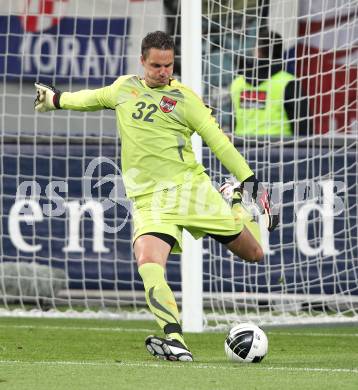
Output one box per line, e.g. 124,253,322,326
34,82,62,112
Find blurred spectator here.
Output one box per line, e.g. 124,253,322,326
231,29,312,136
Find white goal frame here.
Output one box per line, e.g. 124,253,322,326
181,0,204,333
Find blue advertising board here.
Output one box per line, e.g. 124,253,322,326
0,142,357,296
0,15,129,84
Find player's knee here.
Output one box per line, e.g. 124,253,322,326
246,245,264,262
253,246,264,262
136,256,158,267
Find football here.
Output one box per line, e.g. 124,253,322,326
224,322,268,363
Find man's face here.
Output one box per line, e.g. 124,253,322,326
141,48,174,87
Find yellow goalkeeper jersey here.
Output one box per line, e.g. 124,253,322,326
60,75,253,197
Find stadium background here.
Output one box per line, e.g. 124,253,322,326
0,0,357,320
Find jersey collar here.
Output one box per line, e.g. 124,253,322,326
139,78,175,90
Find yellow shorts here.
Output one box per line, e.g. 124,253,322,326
132,172,260,253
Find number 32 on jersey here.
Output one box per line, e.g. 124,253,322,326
131,101,158,122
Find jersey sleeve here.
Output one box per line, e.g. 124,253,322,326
59,75,129,111
184,90,254,182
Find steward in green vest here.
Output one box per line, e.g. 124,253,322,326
231,29,312,136
231,70,295,136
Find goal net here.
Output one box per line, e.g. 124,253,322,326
0,0,357,327
201,0,358,326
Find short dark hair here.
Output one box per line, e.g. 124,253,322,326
257,29,283,60
141,31,175,59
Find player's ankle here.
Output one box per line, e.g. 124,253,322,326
167,332,187,348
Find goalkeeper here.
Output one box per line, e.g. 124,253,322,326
34,30,278,362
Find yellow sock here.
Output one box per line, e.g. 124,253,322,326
167,332,186,346
138,263,187,347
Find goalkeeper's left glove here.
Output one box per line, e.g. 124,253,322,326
34,82,62,112
240,175,279,232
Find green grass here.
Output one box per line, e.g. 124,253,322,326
0,318,357,390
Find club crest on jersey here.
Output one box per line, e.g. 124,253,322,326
160,96,177,113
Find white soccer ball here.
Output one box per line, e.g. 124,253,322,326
224,322,268,363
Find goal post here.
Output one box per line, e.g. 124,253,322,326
181,0,204,333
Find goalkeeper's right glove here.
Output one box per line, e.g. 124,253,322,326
34,82,62,112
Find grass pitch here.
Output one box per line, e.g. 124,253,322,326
0,317,357,390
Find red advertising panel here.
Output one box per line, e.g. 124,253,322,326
297,1,357,134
